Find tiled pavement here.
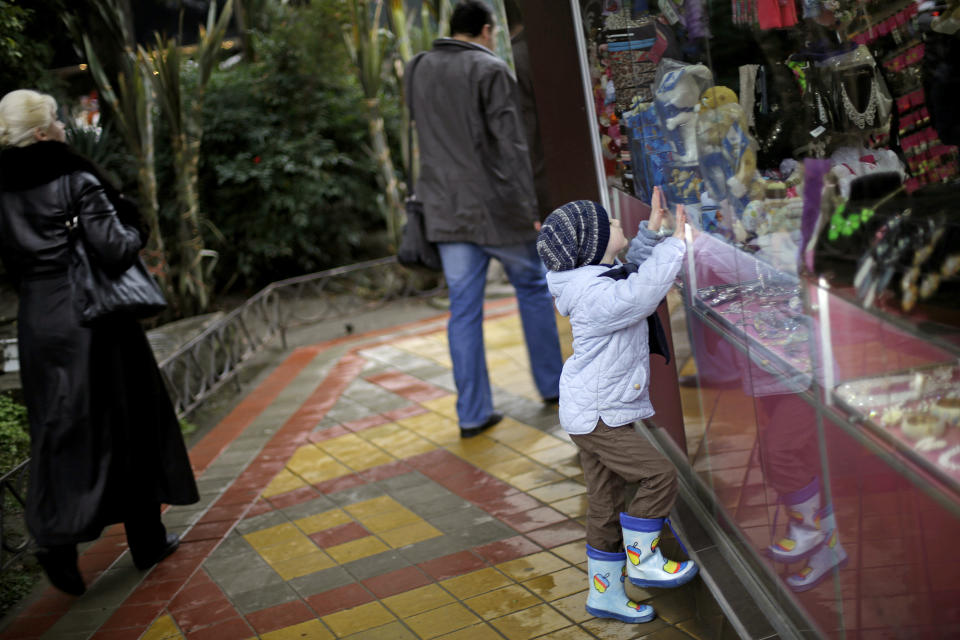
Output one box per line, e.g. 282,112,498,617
1,298,723,640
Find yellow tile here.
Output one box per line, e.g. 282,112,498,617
286,444,332,469
484,458,542,483
420,395,459,420
506,467,566,492
344,495,403,519
258,537,320,564
497,552,569,582
489,603,570,640
244,523,304,550
268,549,336,580
441,567,513,600
263,469,309,498
527,481,587,504
397,412,460,444
404,602,480,640
141,614,182,640
522,567,586,601
294,508,353,535
435,623,503,640
536,627,594,640
554,460,585,478
464,584,541,620
318,434,396,470
341,621,418,639
295,457,353,486
550,542,585,566
325,536,390,564
360,507,422,533
260,619,334,640
551,495,589,519
549,593,593,623
322,601,396,637
445,436,500,457
529,444,581,466
380,521,442,548
382,583,455,618
490,423,563,454
452,443,522,470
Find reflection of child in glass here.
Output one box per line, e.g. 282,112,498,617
537,199,698,624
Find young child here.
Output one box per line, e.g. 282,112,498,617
536,198,696,624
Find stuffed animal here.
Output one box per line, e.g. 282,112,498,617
654,62,713,164
696,85,763,202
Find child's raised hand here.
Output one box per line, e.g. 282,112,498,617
648,186,667,232
672,204,687,240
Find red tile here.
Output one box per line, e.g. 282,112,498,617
406,448,459,470
197,502,250,524
365,371,413,389
245,500,273,518
358,460,413,482
362,566,433,599
480,492,543,517
19,591,75,617
186,616,254,640
315,474,365,494
183,520,235,542
460,483,518,505
267,486,320,509
124,578,186,605
245,600,314,635
473,536,543,564
499,506,568,533
87,535,129,554
169,571,223,613
216,488,261,506
382,405,428,421
305,583,374,617
309,424,350,443
0,614,59,640
418,458,476,483
309,522,370,548
343,414,391,432
524,521,585,548
77,551,119,574
89,627,146,640
417,551,487,581
98,603,165,630
171,540,219,559
173,598,238,634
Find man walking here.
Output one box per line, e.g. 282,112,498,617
406,0,563,438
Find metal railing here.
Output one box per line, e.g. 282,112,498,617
0,257,444,573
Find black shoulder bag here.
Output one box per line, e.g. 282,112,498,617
397,52,443,272
62,176,167,326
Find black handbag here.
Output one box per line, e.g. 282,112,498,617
397,53,443,273
62,179,167,325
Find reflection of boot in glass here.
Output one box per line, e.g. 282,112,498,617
585,544,656,623
767,477,828,564
785,507,848,592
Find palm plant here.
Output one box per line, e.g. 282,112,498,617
141,0,234,313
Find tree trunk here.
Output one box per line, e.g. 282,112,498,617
365,98,403,250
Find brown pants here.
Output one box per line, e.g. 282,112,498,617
571,419,678,552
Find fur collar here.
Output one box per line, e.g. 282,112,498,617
0,141,119,195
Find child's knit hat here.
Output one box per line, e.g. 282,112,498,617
537,200,610,272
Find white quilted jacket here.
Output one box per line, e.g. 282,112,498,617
546,233,686,435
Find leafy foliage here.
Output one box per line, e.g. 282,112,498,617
0,0,66,96
0,392,29,475
198,3,389,291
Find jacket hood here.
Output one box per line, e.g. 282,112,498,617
0,141,111,192
546,265,609,317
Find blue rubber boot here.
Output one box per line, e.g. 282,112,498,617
585,544,655,623
785,507,848,592
620,513,699,588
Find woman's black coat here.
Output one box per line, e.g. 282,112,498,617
0,141,198,546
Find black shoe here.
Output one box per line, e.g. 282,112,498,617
542,396,559,406
36,546,85,596
133,533,181,571
460,412,503,438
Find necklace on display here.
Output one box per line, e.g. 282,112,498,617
840,78,879,129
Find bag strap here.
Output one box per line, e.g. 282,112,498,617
58,175,79,236
406,52,428,200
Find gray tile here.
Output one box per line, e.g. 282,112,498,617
445,520,516,548
41,608,112,637
424,372,456,392
230,581,300,614
280,496,337,520
398,535,469,565
363,394,412,413
288,565,357,598
312,416,341,432
404,493,470,520
390,482,458,509
377,471,432,494
212,565,286,596
204,552,274,582
235,510,289,534
196,476,233,494
162,506,207,528
326,483,386,506
341,378,391,400
428,506,496,534
68,568,142,612
206,533,258,561
404,363,451,381
342,550,412,582
325,397,380,424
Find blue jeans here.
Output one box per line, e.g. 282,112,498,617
437,241,563,428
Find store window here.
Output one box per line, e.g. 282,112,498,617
573,1,960,637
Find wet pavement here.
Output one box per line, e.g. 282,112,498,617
0,296,730,640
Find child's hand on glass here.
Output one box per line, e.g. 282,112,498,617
649,185,668,232
672,204,687,240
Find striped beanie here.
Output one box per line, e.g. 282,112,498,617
536,200,611,272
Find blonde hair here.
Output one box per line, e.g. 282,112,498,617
0,89,58,148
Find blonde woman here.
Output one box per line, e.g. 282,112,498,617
0,90,198,595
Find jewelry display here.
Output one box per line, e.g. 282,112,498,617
839,78,880,129
937,445,960,472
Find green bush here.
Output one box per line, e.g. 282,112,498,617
196,2,393,293
0,392,29,475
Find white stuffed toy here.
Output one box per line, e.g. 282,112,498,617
654,62,714,164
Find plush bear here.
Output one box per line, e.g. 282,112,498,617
696,85,763,202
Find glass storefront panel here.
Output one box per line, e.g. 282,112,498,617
569,1,960,636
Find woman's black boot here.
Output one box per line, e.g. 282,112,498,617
35,545,85,596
